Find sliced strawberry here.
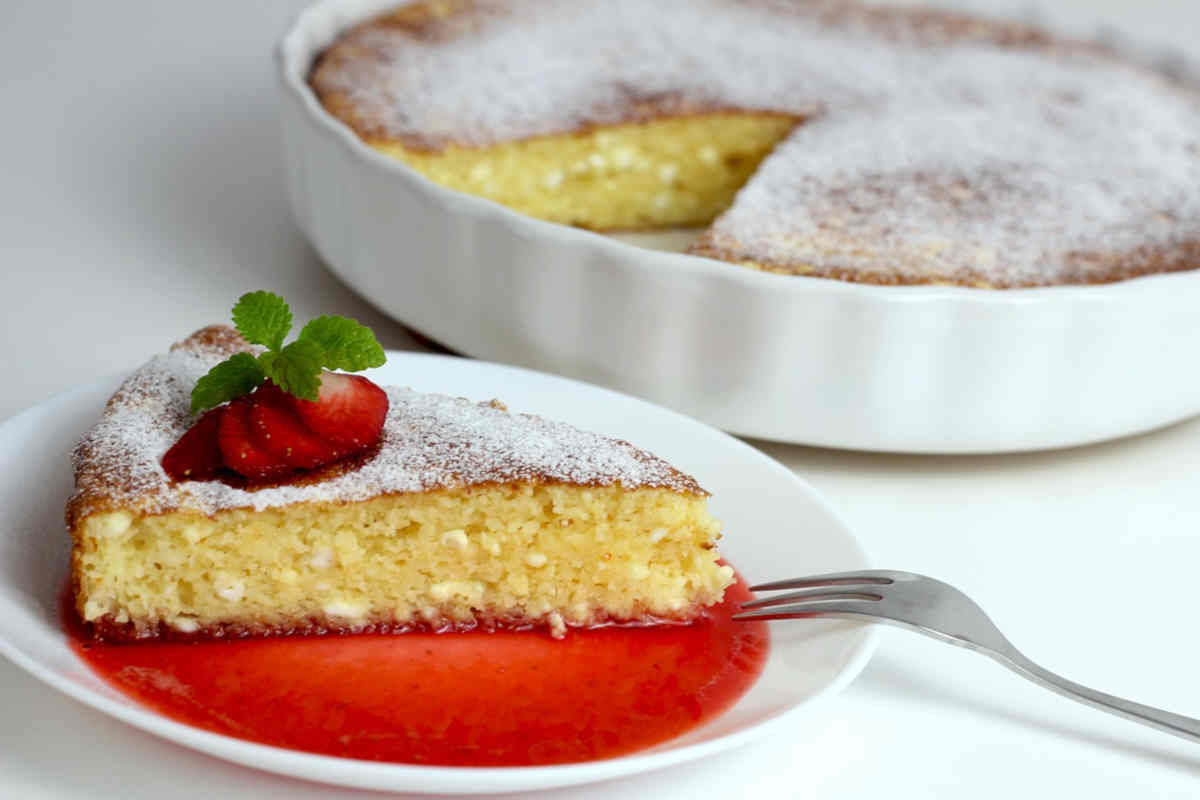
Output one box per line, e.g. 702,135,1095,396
293,371,388,450
250,382,344,469
162,407,226,481
218,397,293,480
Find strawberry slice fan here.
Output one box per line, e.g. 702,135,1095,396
166,374,389,481
162,290,389,482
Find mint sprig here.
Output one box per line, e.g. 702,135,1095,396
190,291,386,412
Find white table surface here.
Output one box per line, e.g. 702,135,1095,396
4,0,1200,797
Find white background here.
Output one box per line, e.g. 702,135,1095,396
3,0,1200,797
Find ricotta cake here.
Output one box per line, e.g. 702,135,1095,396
67,326,733,640
309,0,1200,287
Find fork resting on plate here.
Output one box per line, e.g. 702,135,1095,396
736,570,1200,743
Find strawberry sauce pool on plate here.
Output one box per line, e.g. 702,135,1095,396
67,576,769,766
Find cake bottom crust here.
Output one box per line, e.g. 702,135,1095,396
83,603,707,643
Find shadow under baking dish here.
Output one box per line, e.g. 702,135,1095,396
64,572,768,767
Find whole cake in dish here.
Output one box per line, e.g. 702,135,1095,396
67,298,733,641
309,0,1200,288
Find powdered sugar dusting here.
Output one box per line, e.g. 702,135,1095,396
310,0,1200,287
68,327,702,523
697,54,1200,286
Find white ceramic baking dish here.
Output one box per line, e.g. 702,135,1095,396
277,0,1200,453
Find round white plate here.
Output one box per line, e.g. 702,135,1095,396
0,353,875,795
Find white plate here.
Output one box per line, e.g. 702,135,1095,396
0,353,875,795
277,0,1200,454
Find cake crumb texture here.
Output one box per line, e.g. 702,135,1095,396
74,484,732,639
374,113,798,230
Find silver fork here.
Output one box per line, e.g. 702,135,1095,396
735,569,1200,743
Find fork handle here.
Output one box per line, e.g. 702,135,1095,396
992,650,1200,743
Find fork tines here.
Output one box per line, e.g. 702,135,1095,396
733,569,896,621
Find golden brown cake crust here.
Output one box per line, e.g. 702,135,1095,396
309,0,1065,152
305,0,1200,288
688,223,1200,289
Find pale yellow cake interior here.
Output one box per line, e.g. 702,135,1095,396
375,113,797,230
74,483,733,637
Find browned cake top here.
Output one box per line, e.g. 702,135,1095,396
66,326,704,526
308,0,1200,287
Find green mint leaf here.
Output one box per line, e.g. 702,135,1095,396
299,315,387,372
194,290,388,407
257,339,324,401
232,291,292,351
190,353,265,413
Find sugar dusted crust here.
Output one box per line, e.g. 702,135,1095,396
66,325,703,528
308,0,1200,287
309,0,1067,151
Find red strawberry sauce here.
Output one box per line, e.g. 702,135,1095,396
65,574,769,766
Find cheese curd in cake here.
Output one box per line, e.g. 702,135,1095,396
309,0,1200,287
67,327,733,640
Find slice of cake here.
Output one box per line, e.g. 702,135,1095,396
67,321,733,640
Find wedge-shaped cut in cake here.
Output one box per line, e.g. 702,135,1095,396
67,326,733,640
